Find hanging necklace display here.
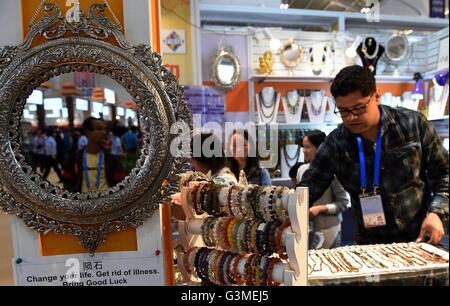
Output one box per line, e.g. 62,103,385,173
282,130,302,168
282,89,304,124
286,90,300,114
310,90,324,115
257,87,279,123
306,90,327,123
357,37,385,74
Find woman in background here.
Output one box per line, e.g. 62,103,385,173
228,130,271,186
297,130,350,249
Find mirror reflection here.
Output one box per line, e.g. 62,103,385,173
386,35,409,62
21,72,143,193
217,56,235,85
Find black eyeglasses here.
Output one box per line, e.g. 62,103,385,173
334,94,374,118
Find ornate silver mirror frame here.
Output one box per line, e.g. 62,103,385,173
0,3,191,255
384,33,411,63
210,46,241,91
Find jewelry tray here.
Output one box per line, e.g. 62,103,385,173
308,243,449,285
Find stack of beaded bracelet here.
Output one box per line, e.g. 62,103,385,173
191,247,284,286
200,216,291,258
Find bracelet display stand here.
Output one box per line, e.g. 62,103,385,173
176,180,309,286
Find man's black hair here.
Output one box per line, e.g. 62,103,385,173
330,65,376,98
82,117,104,132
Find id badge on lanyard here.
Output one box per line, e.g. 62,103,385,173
357,115,386,229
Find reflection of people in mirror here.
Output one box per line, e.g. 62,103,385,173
43,128,64,183
62,117,127,193
32,129,46,173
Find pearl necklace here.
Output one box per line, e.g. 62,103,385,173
362,38,379,60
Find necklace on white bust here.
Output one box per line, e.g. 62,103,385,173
286,90,300,114
310,90,325,116
259,87,277,121
362,38,379,59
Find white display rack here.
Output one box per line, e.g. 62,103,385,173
175,183,310,286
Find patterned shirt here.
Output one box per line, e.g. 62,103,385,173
299,105,449,244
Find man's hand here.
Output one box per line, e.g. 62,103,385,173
416,212,445,245
309,205,328,219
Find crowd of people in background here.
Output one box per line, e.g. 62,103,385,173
24,120,142,187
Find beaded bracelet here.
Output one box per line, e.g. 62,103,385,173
249,220,262,254
236,218,247,254
212,250,224,284
227,218,238,251
217,251,230,285
226,185,236,215
231,254,245,285
231,218,244,252
242,219,253,253
244,254,255,286
268,220,281,255
267,187,276,221
255,186,265,220
248,185,259,218
252,255,262,286
198,183,211,214
266,257,282,286
221,216,234,249
190,184,201,214
201,217,215,247
260,220,272,255
223,252,236,285
212,217,223,248
275,219,291,259
195,248,210,281
207,249,219,283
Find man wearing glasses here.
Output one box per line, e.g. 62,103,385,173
299,65,448,246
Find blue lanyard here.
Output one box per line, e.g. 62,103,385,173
357,114,382,195
83,148,103,191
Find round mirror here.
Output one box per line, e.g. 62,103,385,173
385,34,410,63
279,38,304,73
211,46,241,91
0,3,191,254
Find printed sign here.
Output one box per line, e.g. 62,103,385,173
14,256,164,286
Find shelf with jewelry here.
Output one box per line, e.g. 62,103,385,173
174,172,309,286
